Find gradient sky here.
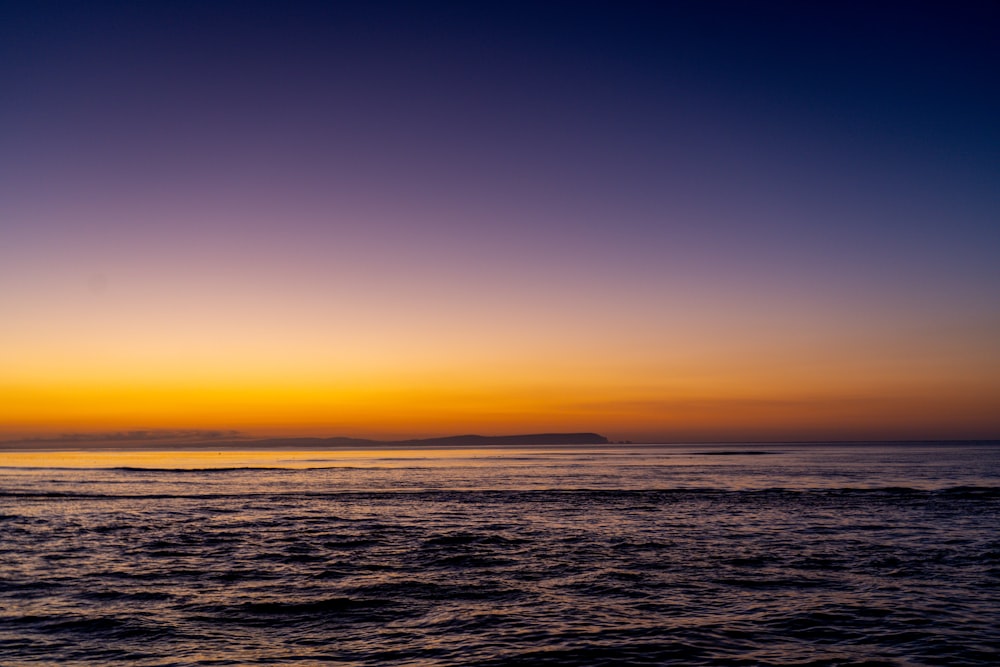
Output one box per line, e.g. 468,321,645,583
2,1,998,442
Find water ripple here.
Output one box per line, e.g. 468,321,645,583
2,444,999,665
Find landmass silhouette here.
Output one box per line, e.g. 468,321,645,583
250,432,611,449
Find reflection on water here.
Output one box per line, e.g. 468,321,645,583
3,442,998,491
1,443,998,665
0,448,512,470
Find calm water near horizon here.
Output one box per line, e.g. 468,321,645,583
2,442,999,665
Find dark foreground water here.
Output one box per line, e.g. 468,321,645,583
2,443,999,666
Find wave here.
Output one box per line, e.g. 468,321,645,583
3,486,999,501
0,490,254,500
692,450,781,456
0,465,295,472
5,613,179,641
186,597,406,626
0,464,415,473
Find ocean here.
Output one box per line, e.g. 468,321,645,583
1,443,998,666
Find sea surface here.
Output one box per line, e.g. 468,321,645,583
1,442,999,666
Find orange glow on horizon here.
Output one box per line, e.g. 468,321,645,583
4,254,998,444
3,364,998,443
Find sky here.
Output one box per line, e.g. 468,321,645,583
2,1,998,443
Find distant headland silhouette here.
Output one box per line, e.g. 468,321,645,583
244,432,611,449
